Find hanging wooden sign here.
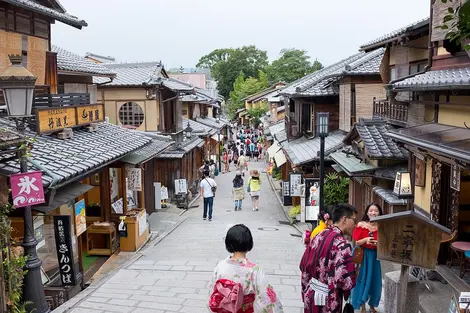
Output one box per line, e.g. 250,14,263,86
414,157,426,187
451,164,461,192
35,103,104,134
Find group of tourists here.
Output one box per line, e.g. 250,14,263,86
207,201,384,313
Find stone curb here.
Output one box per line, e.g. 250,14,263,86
52,213,189,313
266,173,307,235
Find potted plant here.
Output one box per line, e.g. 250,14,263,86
288,205,301,223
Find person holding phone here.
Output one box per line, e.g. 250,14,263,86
351,203,383,313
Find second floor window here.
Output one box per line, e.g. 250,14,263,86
119,102,145,127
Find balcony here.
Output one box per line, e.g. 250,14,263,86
373,98,408,125
0,85,91,109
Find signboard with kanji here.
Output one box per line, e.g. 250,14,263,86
53,216,76,286
371,210,450,269
289,173,302,197
10,171,45,208
76,105,104,125
36,104,104,134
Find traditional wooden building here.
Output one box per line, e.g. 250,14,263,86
276,48,386,181
331,119,408,218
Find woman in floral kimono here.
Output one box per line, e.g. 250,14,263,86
209,224,284,313
299,204,357,313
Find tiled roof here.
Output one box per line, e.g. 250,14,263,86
0,120,151,187
155,137,204,159
120,138,173,165
344,48,385,75
195,116,226,129
360,18,429,50
268,120,285,136
274,129,287,143
85,52,116,64
162,77,194,93
282,131,346,165
52,46,116,77
330,150,377,175
4,0,87,29
182,117,216,137
392,67,470,91
372,187,407,205
94,62,164,86
344,119,407,160
281,49,384,97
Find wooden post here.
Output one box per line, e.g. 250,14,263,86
398,265,410,313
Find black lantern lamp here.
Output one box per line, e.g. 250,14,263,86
0,55,50,313
317,112,329,137
0,55,37,118
184,121,193,139
317,112,329,224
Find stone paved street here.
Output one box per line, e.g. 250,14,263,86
60,161,306,313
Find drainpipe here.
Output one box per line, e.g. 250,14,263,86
424,0,434,71
28,158,60,188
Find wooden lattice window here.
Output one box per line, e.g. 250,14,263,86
119,102,144,127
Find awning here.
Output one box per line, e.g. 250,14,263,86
386,123,470,164
274,150,287,167
211,134,223,142
330,151,377,176
267,141,281,159
32,183,94,214
372,186,407,206
332,164,344,174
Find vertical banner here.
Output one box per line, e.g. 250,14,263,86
127,168,142,191
53,216,76,286
305,178,320,222
289,173,303,197
74,199,86,236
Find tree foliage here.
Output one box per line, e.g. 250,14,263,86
439,0,470,50
227,70,269,118
323,173,349,206
196,46,269,99
266,49,323,83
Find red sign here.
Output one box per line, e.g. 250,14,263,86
10,171,45,208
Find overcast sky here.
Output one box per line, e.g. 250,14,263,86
53,0,430,70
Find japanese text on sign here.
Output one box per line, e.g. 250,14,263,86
36,104,104,134
53,216,76,286
77,105,104,125
390,224,416,263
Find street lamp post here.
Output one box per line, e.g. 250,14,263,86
184,121,193,139
317,112,329,215
0,55,50,313
217,129,222,172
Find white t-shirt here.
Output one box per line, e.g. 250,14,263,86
200,177,217,198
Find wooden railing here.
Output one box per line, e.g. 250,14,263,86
33,93,90,107
373,97,408,124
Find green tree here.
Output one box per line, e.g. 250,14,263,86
196,45,269,98
266,49,323,83
227,70,270,118
439,0,470,50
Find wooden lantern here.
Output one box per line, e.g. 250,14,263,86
371,210,450,270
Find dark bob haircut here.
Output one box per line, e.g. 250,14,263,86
362,203,383,222
225,224,254,253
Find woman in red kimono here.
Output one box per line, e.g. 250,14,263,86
300,204,357,313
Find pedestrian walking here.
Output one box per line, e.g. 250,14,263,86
249,141,256,161
200,170,217,221
209,159,216,178
237,152,247,176
208,224,284,312
232,171,244,211
247,170,261,211
299,203,357,313
223,151,230,173
351,203,383,313
302,205,335,246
